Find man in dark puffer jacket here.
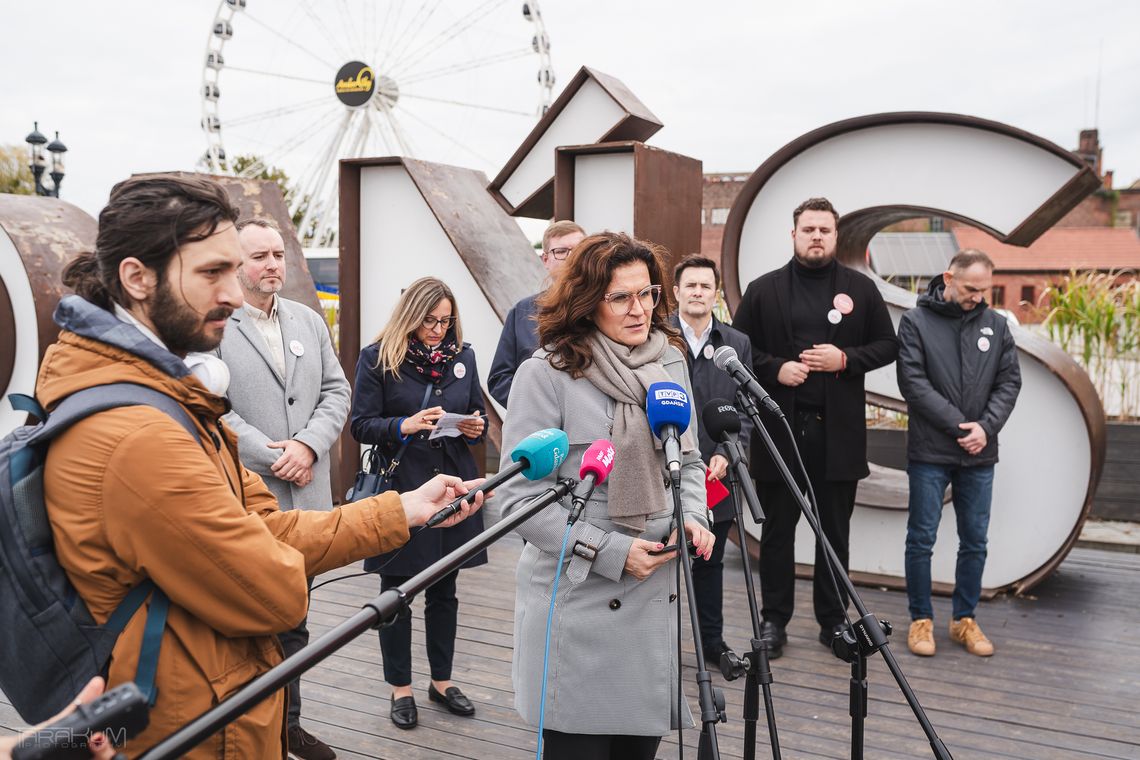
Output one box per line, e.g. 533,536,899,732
897,249,1021,659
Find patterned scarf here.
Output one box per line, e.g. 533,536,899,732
405,334,461,381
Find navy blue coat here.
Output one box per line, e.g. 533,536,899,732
670,315,756,523
350,341,488,575
488,293,540,407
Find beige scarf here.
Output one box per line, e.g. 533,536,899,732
582,330,697,532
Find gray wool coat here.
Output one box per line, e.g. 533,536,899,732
217,297,350,510
493,343,708,736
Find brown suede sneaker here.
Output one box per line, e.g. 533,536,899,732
907,618,936,656
949,617,994,656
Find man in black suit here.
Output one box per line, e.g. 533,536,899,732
669,255,754,667
732,197,898,658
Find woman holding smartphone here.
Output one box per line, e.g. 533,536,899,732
494,232,715,759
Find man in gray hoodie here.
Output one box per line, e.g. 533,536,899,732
896,249,1021,658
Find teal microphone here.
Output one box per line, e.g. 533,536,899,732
424,428,569,527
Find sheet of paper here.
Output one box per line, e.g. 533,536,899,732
429,412,479,440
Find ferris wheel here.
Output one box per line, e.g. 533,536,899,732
199,0,555,245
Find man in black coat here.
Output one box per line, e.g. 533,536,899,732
669,255,755,666
897,249,1021,659
732,197,899,657
488,220,585,407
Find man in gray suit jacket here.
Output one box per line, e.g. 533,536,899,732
217,218,349,760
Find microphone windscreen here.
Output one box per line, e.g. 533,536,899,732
510,428,569,480
645,381,691,437
579,439,616,484
712,345,737,371
701,398,742,440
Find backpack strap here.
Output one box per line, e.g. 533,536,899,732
29,383,201,447
31,383,200,707
7,393,47,421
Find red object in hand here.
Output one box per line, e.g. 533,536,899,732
705,469,729,508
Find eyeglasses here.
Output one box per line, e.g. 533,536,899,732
542,246,573,261
602,284,662,315
421,316,455,330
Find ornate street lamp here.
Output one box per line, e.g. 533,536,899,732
25,122,68,197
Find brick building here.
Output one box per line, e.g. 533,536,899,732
700,173,750,267
952,225,1140,323
700,129,1140,322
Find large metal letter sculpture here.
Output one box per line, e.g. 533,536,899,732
0,178,320,439
337,68,702,491
0,196,96,434
721,113,1106,594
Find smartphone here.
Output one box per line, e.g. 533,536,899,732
648,540,697,556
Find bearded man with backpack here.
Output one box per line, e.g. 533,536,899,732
18,174,485,758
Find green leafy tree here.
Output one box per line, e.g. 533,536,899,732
228,154,311,232
0,144,34,195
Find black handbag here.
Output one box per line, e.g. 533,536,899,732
346,382,434,502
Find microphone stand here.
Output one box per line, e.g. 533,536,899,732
717,431,782,760
139,479,577,760
666,467,726,760
732,389,953,760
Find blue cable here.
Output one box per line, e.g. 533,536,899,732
535,521,574,760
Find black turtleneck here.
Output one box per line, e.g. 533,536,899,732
790,256,837,408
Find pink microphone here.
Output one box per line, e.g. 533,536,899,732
568,439,615,524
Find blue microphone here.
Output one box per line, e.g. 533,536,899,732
645,381,691,481
424,428,569,527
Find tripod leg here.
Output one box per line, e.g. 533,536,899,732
850,654,867,760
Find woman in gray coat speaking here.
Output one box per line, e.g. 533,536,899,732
494,232,715,760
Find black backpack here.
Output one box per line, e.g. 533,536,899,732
0,383,199,723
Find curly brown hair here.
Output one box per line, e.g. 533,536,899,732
62,174,239,310
536,231,682,377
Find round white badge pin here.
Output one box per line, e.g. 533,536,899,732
977,337,991,352
827,309,842,325
454,362,467,379
703,344,714,360
289,340,304,357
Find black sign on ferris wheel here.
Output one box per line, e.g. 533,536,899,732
334,61,376,108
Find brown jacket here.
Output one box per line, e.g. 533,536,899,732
38,329,410,758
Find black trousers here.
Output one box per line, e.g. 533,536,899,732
378,570,459,686
277,577,313,728
692,518,735,650
757,408,857,629
541,730,661,760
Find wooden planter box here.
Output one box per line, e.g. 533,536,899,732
869,423,1140,522
866,426,908,470
1094,421,1140,521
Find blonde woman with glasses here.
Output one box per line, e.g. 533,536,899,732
350,277,487,730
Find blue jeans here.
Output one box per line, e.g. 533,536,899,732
904,462,994,621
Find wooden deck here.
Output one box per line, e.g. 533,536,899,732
5,541,1140,759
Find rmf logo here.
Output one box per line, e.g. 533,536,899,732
593,442,615,469
337,66,374,94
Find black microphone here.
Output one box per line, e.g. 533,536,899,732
700,398,766,524
701,398,742,443
712,345,783,416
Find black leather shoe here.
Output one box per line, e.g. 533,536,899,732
390,695,418,729
759,620,787,659
819,622,848,650
428,683,476,716
702,640,735,668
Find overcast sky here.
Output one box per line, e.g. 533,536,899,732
3,1,1137,221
